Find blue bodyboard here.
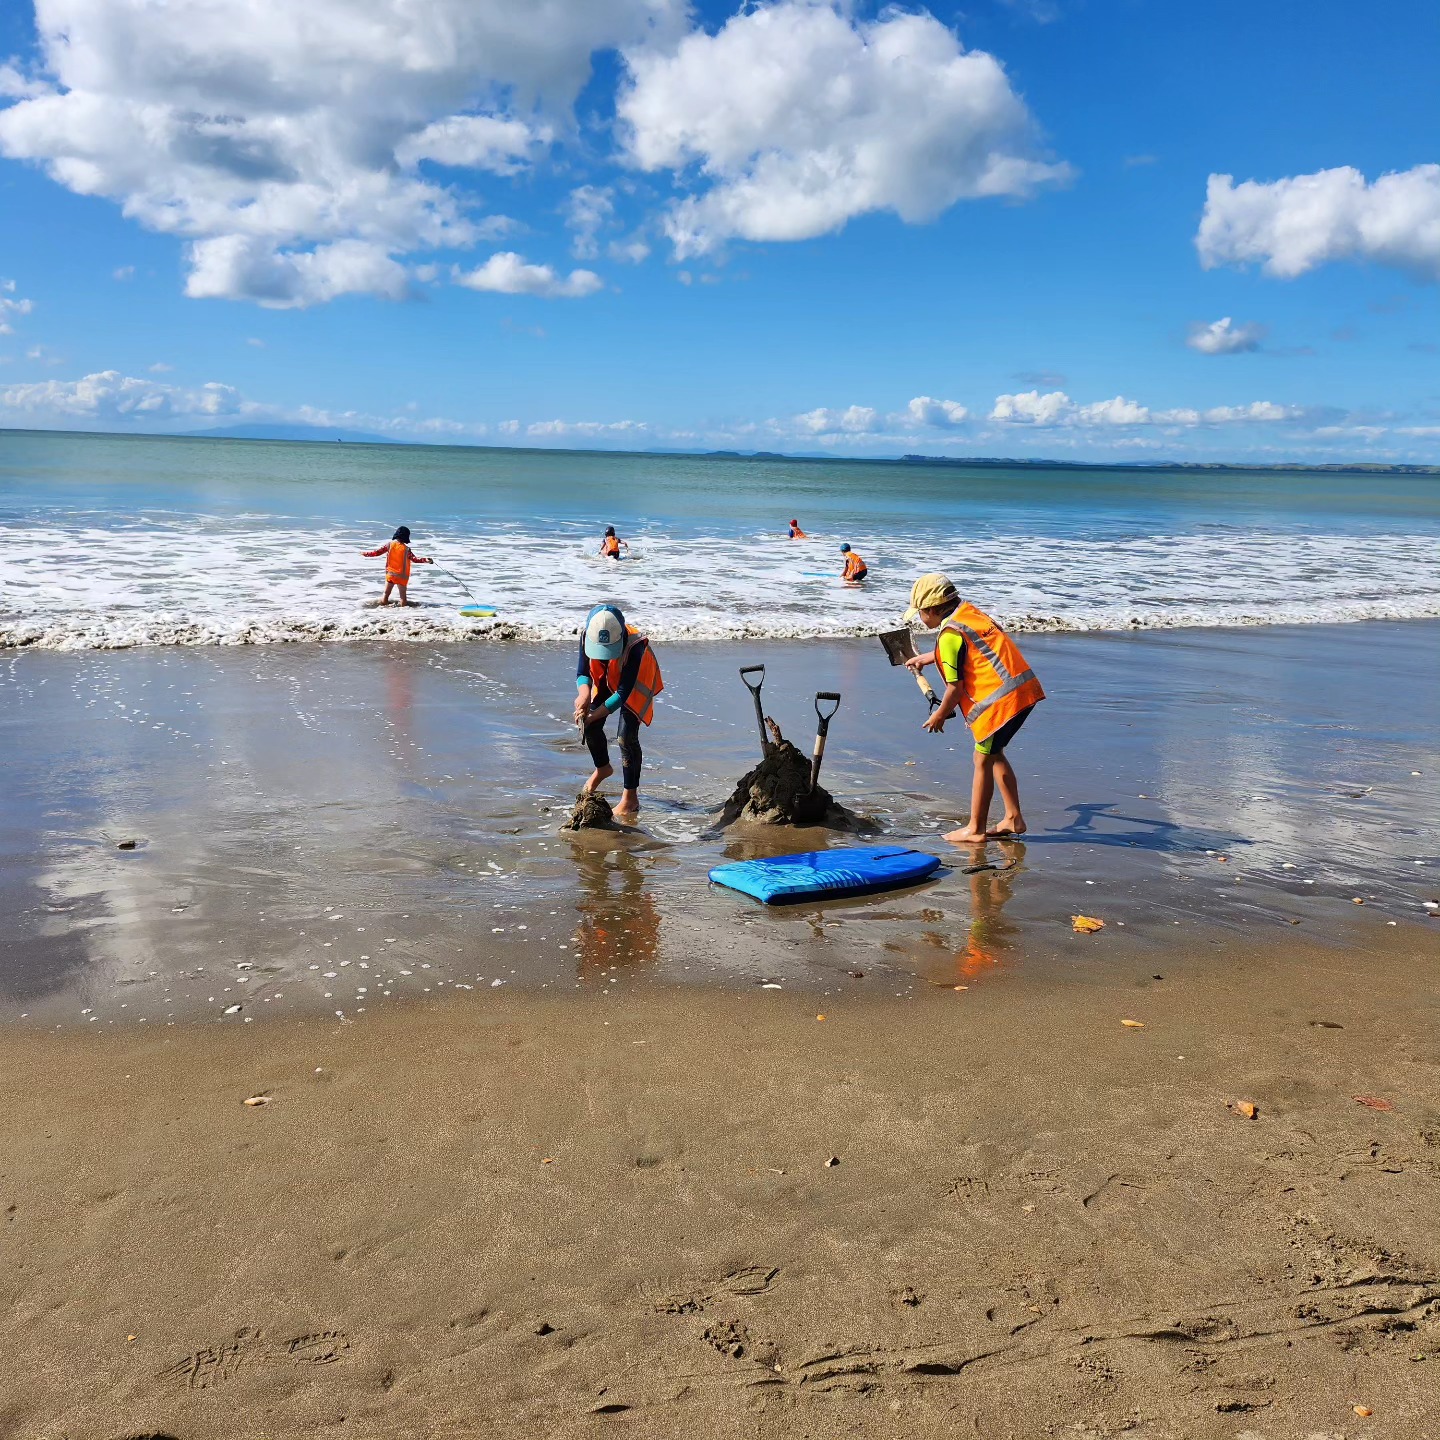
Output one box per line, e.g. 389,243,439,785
709,845,941,905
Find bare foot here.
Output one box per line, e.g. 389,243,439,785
943,826,988,844
614,789,640,819
583,764,614,794
985,817,1027,838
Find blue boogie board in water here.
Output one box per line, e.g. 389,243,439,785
709,845,941,905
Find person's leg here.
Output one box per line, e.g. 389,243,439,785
397,582,409,606
986,754,1027,837
615,709,642,816
944,748,996,844
582,717,614,793
380,581,394,605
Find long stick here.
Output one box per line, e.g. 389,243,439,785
434,565,482,605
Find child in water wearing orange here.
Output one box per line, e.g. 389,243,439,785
902,573,1044,844
599,525,629,559
788,518,807,539
573,603,663,819
840,543,868,581
361,526,432,606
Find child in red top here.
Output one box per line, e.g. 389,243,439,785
361,525,432,606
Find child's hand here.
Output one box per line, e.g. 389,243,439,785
904,655,927,673
922,711,946,734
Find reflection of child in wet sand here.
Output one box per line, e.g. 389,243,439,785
361,526,432,606
573,603,663,820
902,573,1045,844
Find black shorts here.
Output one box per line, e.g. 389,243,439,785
975,704,1033,756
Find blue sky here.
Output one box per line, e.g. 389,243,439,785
1,0,1437,462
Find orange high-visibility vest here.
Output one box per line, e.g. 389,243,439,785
385,539,411,584
602,535,621,557
588,626,664,725
936,602,1044,742
842,551,867,579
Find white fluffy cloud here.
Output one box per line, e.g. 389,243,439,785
0,0,686,305
454,253,603,298
188,237,412,307
1187,316,1265,355
619,1,1070,258
526,418,649,438
1,369,248,420
906,396,969,428
0,278,34,334
394,115,552,175
795,404,879,434
1197,165,1440,280
990,390,1303,427
565,185,616,260
989,389,1075,425
1199,400,1301,424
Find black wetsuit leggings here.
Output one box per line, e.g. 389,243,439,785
585,706,642,790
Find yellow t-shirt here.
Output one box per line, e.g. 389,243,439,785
936,629,965,685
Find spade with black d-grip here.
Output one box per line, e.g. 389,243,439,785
878,628,940,710
739,665,770,757
809,692,842,793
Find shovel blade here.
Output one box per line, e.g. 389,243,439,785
878,628,917,666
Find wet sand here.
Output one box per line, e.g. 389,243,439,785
2,624,1437,1025
2,624,1439,1435
3,929,1439,1438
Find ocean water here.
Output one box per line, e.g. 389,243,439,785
2,429,1438,650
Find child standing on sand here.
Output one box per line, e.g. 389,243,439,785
902,573,1045,844
362,526,432,606
574,603,663,819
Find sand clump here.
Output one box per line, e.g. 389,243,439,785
717,722,867,829
564,790,615,830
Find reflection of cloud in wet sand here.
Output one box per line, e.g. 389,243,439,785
572,843,662,978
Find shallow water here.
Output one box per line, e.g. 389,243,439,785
3,430,1438,648
2,624,1436,1026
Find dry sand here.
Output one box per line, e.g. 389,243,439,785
4,927,1438,1439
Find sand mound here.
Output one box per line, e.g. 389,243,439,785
564,790,615,831
717,725,867,829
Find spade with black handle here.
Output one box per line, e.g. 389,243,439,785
739,665,770,758
809,691,842,793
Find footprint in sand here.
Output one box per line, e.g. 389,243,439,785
162,1328,256,1389
286,1330,351,1364
722,1265,780,1296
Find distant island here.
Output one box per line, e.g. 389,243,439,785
892,453,1440,475
187,422,407,445
4,424,1436,475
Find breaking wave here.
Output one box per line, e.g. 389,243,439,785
4,512,1438,650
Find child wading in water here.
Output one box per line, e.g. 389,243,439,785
902,573,1044,844
574,603,663,819
599,526,629,560
362,526,432,606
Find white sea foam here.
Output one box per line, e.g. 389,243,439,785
3,513,1438,650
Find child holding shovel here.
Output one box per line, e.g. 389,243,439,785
902,573,1044,844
